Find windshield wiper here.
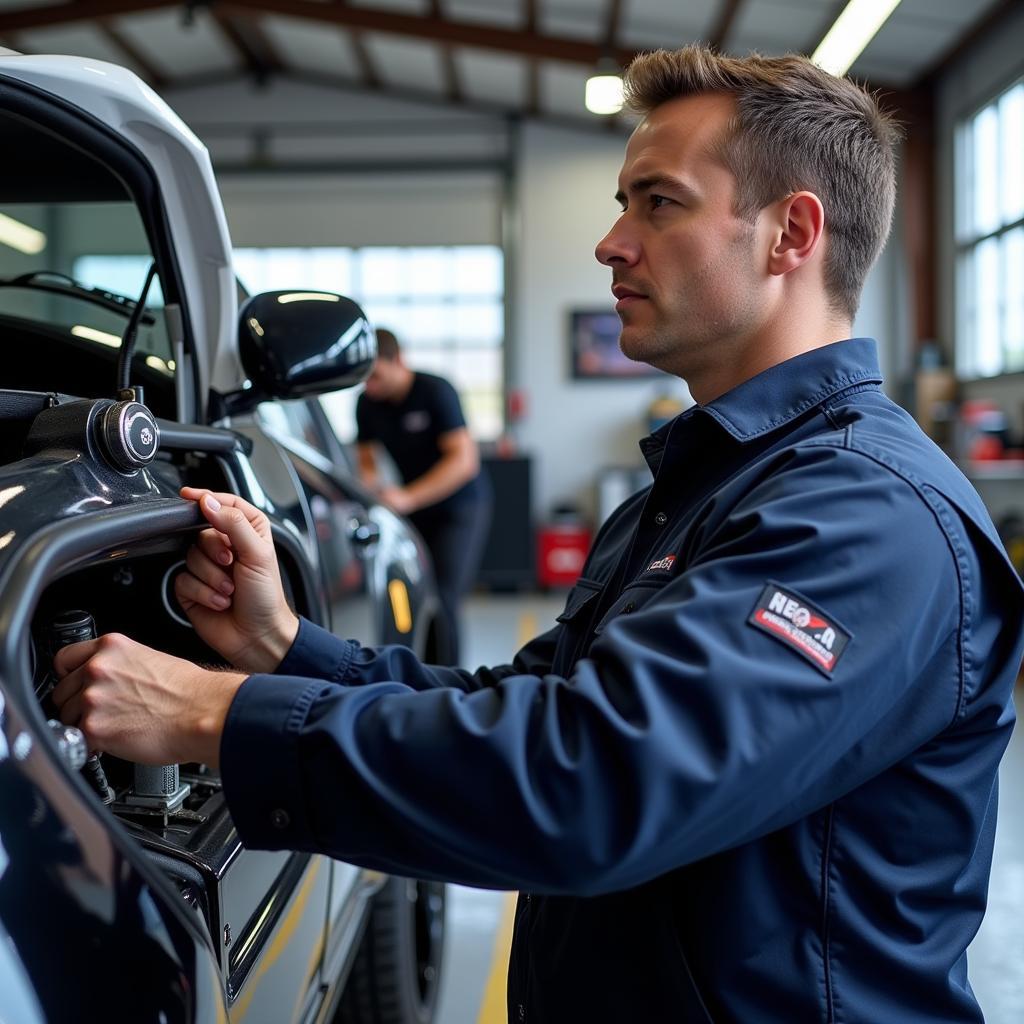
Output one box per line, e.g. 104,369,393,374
0,271,156,326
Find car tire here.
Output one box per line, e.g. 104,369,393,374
336,877,446,1024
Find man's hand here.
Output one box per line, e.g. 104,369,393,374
176,487,299,673
378,485,416,515
51,633,246,768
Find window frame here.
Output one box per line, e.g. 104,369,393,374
954,76,1024,379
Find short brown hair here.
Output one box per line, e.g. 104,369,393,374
623,46,902,319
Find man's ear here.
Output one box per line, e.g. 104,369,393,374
766,191,825,277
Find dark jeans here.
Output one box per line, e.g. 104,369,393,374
412,497,491,667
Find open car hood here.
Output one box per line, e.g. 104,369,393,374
0,50,244,410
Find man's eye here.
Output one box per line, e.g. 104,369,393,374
650,195,672,209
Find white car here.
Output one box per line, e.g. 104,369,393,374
0,48,446,1024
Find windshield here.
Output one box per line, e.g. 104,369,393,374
0,201,172,368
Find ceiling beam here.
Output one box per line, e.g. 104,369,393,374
211,9,281,83
0,0,176,33
524,0,539,116
163,66,629,137
335,0,380,90
221,0,639,66
709,0,745,51
428,0,461,103
0,0,641,66
99,20,169,88
602,0,622,53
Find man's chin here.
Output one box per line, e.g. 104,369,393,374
618,329,655,366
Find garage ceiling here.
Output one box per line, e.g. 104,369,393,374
0,0,1013,127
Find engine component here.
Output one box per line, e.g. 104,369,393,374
45,719,88,771
125,762,190,815
95,400,160,473
46,611,116,805
23,397,159,474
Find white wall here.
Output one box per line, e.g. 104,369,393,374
164,78,506,248
217,172,501,249
511,121,690,522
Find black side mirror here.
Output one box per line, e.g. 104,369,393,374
238,290,377,402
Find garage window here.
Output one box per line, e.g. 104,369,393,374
955,78,1024,377
234,245,504,442
74,244,505,440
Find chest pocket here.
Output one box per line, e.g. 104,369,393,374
552,578,603,670
555,577,602,625
592,580,666,637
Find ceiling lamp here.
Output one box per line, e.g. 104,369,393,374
585,57,624,116
812,0,903,76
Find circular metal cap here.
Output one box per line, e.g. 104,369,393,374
46,719,88,772
98,401,160,472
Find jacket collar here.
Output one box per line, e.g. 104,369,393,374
639,338,883,471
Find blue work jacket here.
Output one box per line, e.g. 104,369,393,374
222,338,1024,1023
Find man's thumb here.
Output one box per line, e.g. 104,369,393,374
200,494,266,563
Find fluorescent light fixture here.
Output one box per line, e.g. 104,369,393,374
277,292,339,304
812,0,903,76
0,212,46,255
585,75,624,116
72,325,121,348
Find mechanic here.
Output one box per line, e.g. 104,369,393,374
53,46,1024,1023
356,327,492,666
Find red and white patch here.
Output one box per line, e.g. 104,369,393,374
747,583,851,676
646,554,676,572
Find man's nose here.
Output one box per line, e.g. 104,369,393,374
595,222,639,267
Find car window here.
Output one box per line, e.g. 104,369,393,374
0,201,171,365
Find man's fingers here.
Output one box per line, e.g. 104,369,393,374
52,637,102,679
175,569,232,612
198,528,233,567
185,546,234,596
180,488,270,565
51,662,86,711
57,689,84,730
181,488,266,536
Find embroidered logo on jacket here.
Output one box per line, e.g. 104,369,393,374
747,583,851,675
646,554,676,572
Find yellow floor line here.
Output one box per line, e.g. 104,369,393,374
517,611,538,650
475,892,518,1024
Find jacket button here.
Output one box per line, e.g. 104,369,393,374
623,602,635,613
271,808,290,829
654,512,668,526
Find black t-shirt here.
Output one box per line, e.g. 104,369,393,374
356,372,486,519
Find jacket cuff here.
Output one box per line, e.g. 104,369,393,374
276,616,356,682
219,673,334,850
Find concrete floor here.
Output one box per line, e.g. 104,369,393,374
433,593,1024,1024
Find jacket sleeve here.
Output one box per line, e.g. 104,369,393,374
220,444,985,895
276,613,562,692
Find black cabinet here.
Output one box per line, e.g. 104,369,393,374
477,455,534,590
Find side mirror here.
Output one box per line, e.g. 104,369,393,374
238,290,376,401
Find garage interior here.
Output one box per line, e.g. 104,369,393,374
1,0,1023,1021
